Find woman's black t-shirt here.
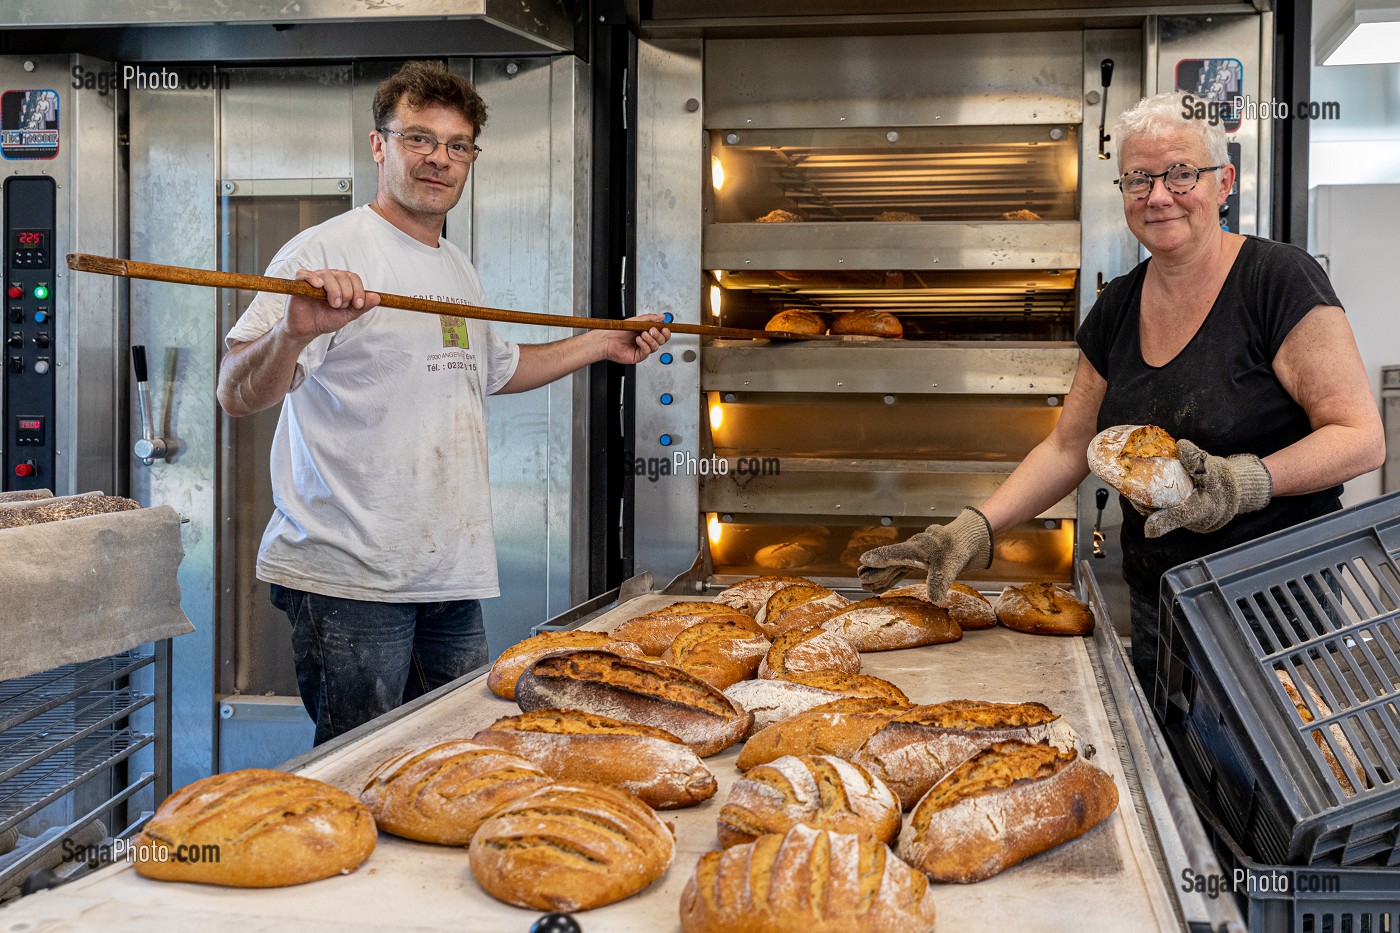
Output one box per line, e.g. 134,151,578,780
1076,235,1344,594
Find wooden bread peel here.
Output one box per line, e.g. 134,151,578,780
67,253,830,341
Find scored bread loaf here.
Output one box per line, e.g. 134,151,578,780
713,576,811,616
884,582,997,631
472,709,716,809
612,602,764,656
1276,669,1368,795
898,740,1118,883
1088,424,1193,510
133,769,376,887
488,630,647,699
717,754,901,848
360,740,553,845
994,583,1095,636
756,584,850,636
726,671,910,736
830,311,903,339
679,825,938,933
662,620,770,690
758,625,860,679
515,650,753,757
754,542,820,571
736,697,913,770
766,309,826,335
853,700,1078,808
820,596,962,651
0,493,142,529
469,781,674,911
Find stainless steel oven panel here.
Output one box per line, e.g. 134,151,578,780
129,81,220,789
221,67,354,181
634,39,707,586
704,32,1083,130
704,221,1081,272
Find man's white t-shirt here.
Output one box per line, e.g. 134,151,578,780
225,205,520,602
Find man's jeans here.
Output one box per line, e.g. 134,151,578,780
270,584,487,746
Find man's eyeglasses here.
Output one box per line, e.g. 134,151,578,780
377,127,482,163
1114,163,1222,199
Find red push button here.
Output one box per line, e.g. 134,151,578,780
6,285,21,300
14,462,35,478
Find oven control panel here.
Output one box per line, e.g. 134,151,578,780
3,176,56,492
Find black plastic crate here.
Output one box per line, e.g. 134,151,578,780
1154,491,1400,867
1195,800,1400,933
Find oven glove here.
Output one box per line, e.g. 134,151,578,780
1143,439,1273,537
858,507,993,603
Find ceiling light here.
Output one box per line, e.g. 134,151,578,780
1319,1,1400,66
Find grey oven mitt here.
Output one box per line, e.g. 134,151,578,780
858,507,993,603
1143,439,1273,537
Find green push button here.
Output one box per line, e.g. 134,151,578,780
32,285,49,300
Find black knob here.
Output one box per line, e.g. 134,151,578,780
1101,58,1115,88
35,331,49,348
8,355,22,374
7,331,20,348
131,344,148,383
1095,487,1110,510
8,308,21,324
530,914,582,933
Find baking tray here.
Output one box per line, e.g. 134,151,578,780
1,576,1228,932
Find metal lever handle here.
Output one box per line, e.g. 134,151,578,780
1097,58,1115,161
131,345,170,465
1092,486,1110,558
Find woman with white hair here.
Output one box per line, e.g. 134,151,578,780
860,90,1384,685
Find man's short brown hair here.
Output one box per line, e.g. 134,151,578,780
373,60,488,136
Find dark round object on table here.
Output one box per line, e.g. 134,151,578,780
530,914,581,933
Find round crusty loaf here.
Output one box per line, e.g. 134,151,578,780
472,709,716,809
756,584,850,635
516,650,753,757
359,740,553,845
820,596,963,651
754,541,820,571
994,583,1095,636
899,741,1118,883
713,576,811,616
469,781,675,911
766,309,826,335
884,582,997,630
488,630,647,699
717,755,901,848
759,625,860,679
133,769,377,887
854,700,1078,808
1088,424,1193,510
736,697,913,770
663,620,771,690
612,602,764,656
680,825,937,933
830,310,903,338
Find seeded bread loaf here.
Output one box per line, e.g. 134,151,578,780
359,740,552,845
515,650,753,757
662,619,771,690
1088,424,1193,510
472,709,716,809
133,769,376,887
469,781,675,911
854,700,1078,808
713,576,810,616
757,584,851,636
612,602,764,655
488,630,647,699
898,741,1118,883
736,697,913,770
679,825,937,933
994,583,1095,636
884,582,997,630
717,754,901,848
819,596,962,651
758,625,860,679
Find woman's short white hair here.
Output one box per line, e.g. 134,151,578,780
1114,91,1229,170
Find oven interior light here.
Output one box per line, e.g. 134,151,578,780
709,402,724,431
711,157,725,191
708,513,723,545
709,284,722,318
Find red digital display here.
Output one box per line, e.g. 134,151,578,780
19,419,41,430
16,232,44,248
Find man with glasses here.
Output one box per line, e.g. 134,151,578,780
217,61,671,745
859,90,1382,687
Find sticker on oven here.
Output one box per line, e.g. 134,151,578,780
1,90,59,160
